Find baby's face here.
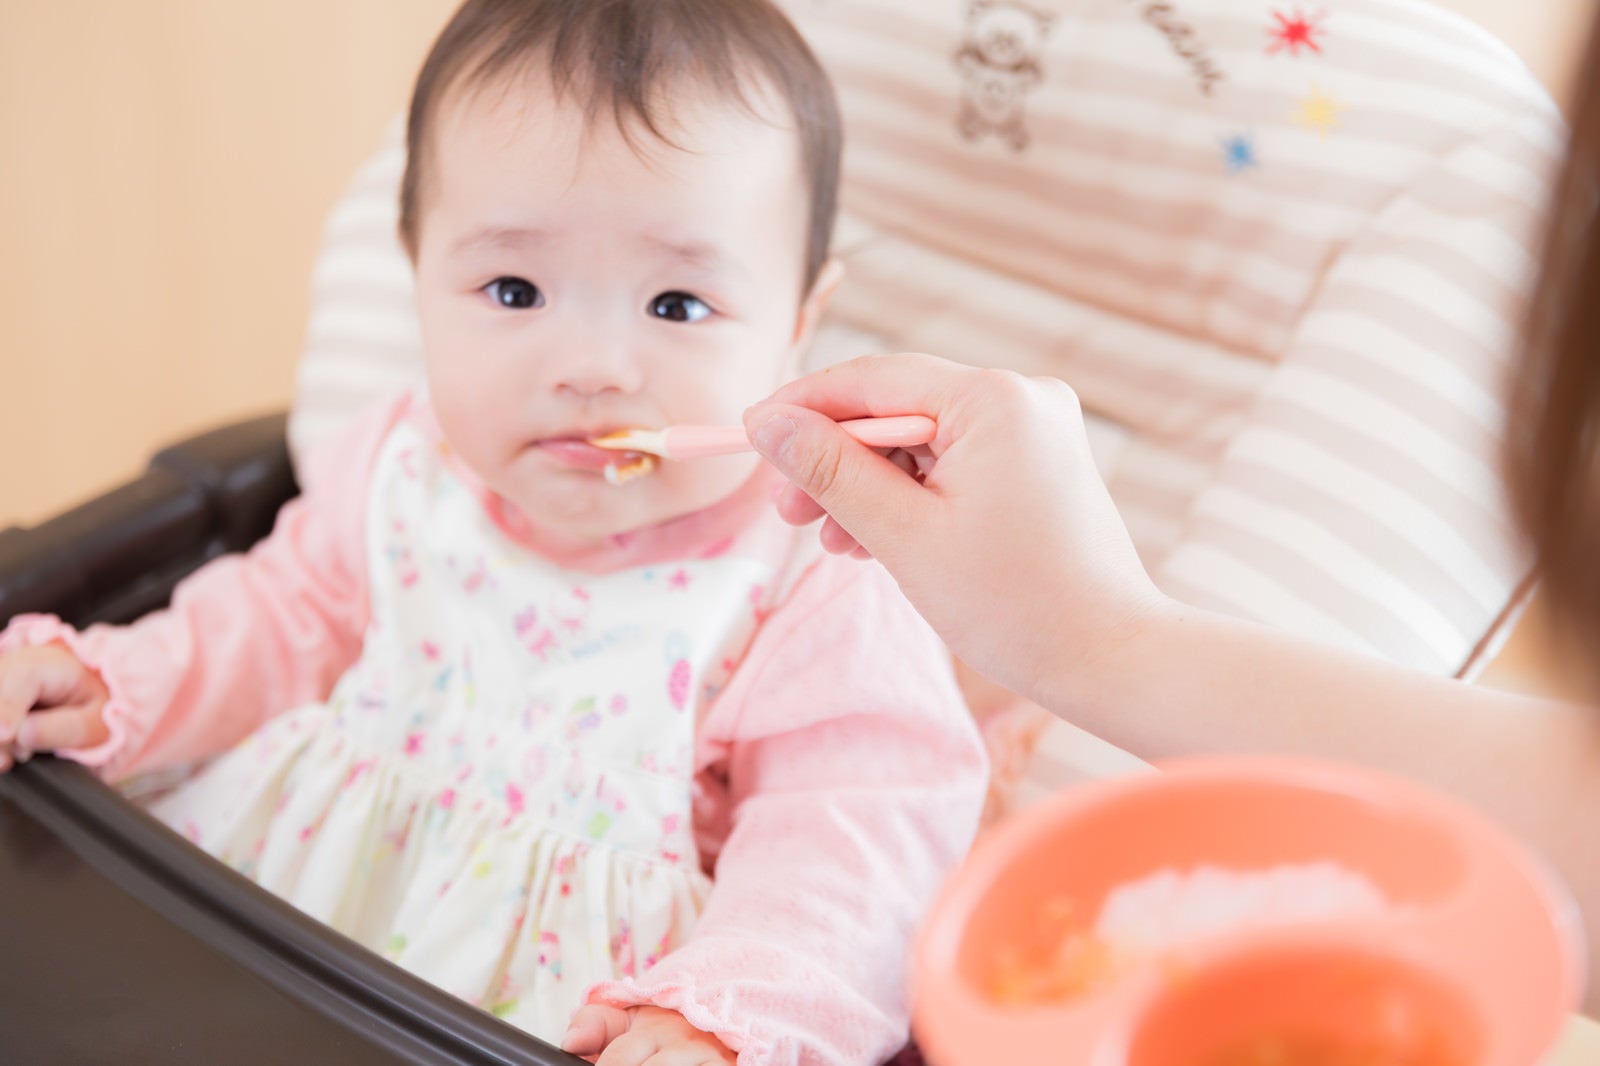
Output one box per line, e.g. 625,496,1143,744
412,76,824,546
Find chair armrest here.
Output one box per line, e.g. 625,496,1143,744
0,413,298,628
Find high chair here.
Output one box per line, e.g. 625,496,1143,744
0,0,1567,1062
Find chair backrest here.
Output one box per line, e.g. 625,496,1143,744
291,0,1563,681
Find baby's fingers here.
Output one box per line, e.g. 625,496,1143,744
0,645,98,743
637,1051,730,1066
0,661,48,743
564,1004,632,1058
594,1029,662,1066
17,703,109,753
644,1049,736,1066
602,1038,729,1066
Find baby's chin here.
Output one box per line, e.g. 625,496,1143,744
500,469,746,546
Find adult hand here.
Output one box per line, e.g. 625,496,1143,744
0,643,110,771
744,353,1165,707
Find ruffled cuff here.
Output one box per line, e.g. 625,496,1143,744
585,971,773,1066
0,614,144,774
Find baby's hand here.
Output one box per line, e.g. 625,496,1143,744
0,643,110,771
563,1004,736,1066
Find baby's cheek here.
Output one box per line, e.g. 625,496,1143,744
429,392,503,483
663,452,762,510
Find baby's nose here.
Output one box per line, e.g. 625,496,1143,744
551,334,645,399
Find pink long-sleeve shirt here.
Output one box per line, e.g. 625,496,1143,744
2,394,989,1066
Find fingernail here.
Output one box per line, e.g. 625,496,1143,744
16,719,35,749
751,412,797,460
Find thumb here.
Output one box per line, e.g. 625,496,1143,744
745,403,928,545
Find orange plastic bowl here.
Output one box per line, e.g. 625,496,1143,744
912,755,1585,1066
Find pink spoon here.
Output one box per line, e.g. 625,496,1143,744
589,415,936,460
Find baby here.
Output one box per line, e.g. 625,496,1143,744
0,1,989,1063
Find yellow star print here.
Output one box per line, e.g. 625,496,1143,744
1295,84,1344,138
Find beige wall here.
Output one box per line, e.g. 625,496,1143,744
0,0,1592,526
0,1,457,524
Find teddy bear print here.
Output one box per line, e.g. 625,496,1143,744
954,0,1055,151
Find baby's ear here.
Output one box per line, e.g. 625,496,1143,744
792,257,846,350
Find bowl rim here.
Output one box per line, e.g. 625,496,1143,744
910,753,1586,1066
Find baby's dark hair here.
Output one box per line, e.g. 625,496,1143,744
398,0,843,290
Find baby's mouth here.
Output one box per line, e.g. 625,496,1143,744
532,436,659,485
534,438,625,470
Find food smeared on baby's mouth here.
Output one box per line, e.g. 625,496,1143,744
604,453,659,486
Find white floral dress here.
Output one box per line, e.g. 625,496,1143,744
141,420,775,1037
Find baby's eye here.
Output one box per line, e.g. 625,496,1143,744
484,276,544,310
648,291,711,323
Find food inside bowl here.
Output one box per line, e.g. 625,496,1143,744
990,897,1120,1001
1199,1028,1460,1066
990,862,1390,1005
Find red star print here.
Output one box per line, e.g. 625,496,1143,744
1267,8,1325,56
